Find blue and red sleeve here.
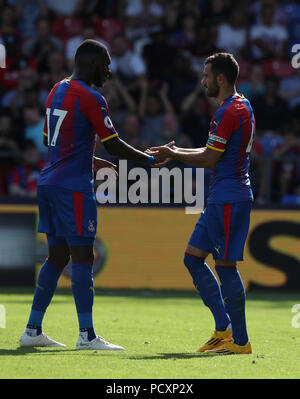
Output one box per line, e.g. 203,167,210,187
78,86,118,143
206,106,237,152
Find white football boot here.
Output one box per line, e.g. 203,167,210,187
19,331,66,348
76,335,125,351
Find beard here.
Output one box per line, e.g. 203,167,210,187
206,78,220,98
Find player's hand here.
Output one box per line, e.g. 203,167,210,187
93,157,118,179
164,140,176,149
145,141,175,166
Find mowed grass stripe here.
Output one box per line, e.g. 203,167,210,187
0,288,299,379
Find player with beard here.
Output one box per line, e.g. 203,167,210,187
19,39,166,351
148,53,254,355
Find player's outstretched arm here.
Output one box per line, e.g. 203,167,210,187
145,141,175,166
149,141,207,154
103,135,166,166
147,145,222,170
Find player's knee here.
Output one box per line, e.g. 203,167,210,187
183,252,208,267
70,246,94,265
48,255,70,269
184,245,208,267
48,247,70,269
72,254,94,265
183,252,205,273
83,252,94,265
215,259,237,267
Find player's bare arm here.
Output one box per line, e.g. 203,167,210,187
148,145,223,170
145,140,175,166
103,135,166,165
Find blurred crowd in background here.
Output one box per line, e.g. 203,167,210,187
0,0,300,205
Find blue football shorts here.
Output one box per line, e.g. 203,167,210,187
188,201,252,261
37,185,97,247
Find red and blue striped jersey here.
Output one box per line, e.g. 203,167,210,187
206,94,255,204
38,78,118,192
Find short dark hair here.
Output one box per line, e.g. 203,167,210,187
205,53,239,85
74,39,109,66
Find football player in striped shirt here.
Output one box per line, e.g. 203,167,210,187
20,40,164,350
149,53,254,355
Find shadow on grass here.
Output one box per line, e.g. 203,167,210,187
0,347,79,356
0,286,299,305
0,346,131,357
128,352,233,360
0,346,234,359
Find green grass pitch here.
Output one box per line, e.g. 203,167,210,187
0,287,299,379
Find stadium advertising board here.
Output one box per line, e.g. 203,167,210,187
0,206,36,284
0,205,299,290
